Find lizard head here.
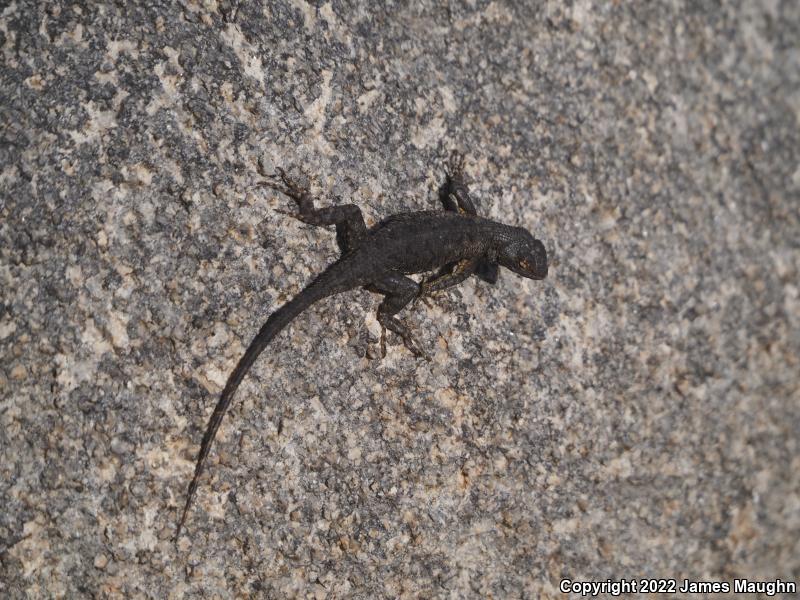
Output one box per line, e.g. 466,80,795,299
497,230,548,280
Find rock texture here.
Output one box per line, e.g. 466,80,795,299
2,1,798,598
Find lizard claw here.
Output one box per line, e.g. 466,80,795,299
447,150,466,180
379,326,388,359
416,348,432,362
399,330,431,361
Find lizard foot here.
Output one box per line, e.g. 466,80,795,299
413,278,436,309
260,168,310,203
402,333,431,361
260,169,324,225
447,150,466,181
377,323,431,361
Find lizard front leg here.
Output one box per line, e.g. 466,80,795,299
438,153,498,284
420,258,478,296
264,169,367,253
439,151,478,215
371,273,430,360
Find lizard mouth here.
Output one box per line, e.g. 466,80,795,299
510,259,547,280
519,248,548,279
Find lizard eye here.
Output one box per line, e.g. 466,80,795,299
498,233,547,279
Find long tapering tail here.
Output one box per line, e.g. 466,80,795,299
176,269,347,538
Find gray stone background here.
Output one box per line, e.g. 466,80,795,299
2,1,798,598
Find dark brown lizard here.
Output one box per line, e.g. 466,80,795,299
176,153,548,537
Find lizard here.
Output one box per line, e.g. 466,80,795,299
176,152,548,537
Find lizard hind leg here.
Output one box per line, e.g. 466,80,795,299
372,273,431,361
265,169,367,253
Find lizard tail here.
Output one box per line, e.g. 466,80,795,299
175,268,349,539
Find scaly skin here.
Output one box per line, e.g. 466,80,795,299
176,153,548,538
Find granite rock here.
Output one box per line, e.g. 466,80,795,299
1,1,798,597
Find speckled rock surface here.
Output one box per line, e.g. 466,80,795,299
2,1,799,598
